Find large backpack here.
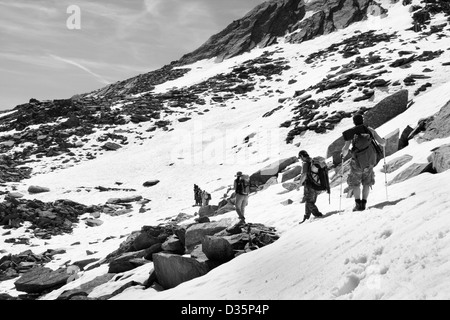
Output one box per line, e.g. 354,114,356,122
307,157,330,194
350,125,382,168
343,125,384,167
235,178,249,195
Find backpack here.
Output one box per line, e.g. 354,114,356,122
206,193,211,200
235,178,249,195
351,125,382,168
307,157,330,194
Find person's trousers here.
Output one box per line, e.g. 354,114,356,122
304,186,321,219
235,194,249,220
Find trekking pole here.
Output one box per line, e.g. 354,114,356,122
383,145,389,200
339,155,344,211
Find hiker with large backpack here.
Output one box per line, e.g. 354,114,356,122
233,171,250,225
298,150,327,224
341,113,386,211
193,184,202,206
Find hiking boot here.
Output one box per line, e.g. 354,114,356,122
315,212,324,218
361,200,367,211
353,199,362,212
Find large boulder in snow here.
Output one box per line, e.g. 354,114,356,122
56,273,115,300
28,185,50,194
428,144,450,173
281,165,303,182
198,205,217,218
152,253,213,290
363,90,409,129
108,250,149,273
384,129,400,158
388,163,435,186
381,155,413,174
250,156,298,188
184,219,232,252
202,236,234,263
422,100,450,141
398,125,414,151
14,267,70,294
161,235,185,254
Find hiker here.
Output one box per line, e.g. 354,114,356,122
233,171,250,224
297,150,324,224
201,190,211,207
193,184,202,206
341,113,386,211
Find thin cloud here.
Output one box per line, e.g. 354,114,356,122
49,54,111,85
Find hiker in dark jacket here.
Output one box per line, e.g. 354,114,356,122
233,171,250,224
341,113,386,211
194,185,202,206
298,150,323,224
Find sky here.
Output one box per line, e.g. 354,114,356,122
0,0,265,110
1,0,450,301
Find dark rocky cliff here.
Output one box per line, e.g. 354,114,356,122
178,0,373,65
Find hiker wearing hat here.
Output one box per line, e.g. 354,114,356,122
233,171,250,224
297,150,324,224
341,113,386,211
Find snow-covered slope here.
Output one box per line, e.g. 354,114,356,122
1,0,450,300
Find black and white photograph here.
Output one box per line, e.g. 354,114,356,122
1,0,450,306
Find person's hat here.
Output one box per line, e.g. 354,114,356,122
298,150,309,158
353,113,364,126
235,171,243,177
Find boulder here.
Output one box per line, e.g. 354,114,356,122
56,273,115,300
198,205,216,218
388,163,435,186
161,235,185,254
107,195,143,204
215,203,235,216
108,250,148,273
428,144,450,173
398,125,414,151
250,156,298,187
102,142,122,151
143,243,163,261
85,218,103,227
363,90,409,129
152,253,211,290
422,100,450,141
381,155,413,174
281,165,302,182
71,258,100,271
143,180,160,187
14,267,71,294
202,236,234,263
184,219,232,252
384,129,400,158
261,176,278,191
132,233,162,252
28,186,50,194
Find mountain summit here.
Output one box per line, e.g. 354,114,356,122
179,0,376,64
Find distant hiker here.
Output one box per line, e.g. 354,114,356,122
201,190,211,207
341,113,386,211
234,171,250,224
193,184,202,206
298,150,324,224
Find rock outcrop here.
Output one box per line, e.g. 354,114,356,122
178,0,373,65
